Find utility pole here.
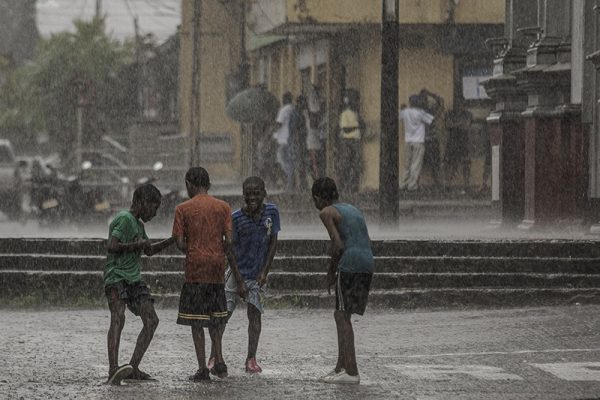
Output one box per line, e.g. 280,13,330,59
378,0,400,226
189,0,202,166
95,0,102,18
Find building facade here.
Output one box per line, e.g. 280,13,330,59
484,0,600,229
178,0,503,189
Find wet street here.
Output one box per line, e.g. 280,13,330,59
2,305,600,399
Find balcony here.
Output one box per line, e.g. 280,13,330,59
247,0,504,35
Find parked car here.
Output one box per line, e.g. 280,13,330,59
65,151,131,207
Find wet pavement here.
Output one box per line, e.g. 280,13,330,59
3,305,600,399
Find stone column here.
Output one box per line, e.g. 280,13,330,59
483,46,527,225
586,0,600,231
481,0,537,226
516,0,578,229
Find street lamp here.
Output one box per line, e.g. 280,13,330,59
379,0,400,227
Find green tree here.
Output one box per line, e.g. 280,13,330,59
0,17,138,160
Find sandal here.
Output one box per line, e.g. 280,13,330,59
189,368,210,382
107,364,133,385
128,368,156,381
210,362,228,378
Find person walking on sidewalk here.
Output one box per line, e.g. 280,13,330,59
172,167,247,382
311,177,374,384
104,183,176,385
399,95,435,192
271,92,295,191
209,176,280,373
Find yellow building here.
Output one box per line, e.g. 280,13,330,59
180,0,504,190
179,0,245,184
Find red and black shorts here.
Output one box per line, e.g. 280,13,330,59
177,282,228,328
105,281,153,316
336,272,372,315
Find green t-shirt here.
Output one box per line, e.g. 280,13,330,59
103,210,149,285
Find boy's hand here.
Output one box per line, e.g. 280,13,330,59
237,280,248,300
257,271,268,287
136,238,151,252
326,271,336,295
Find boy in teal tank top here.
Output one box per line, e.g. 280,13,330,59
311,177,373,384
104,184,176,384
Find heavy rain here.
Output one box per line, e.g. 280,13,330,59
2,1,600,399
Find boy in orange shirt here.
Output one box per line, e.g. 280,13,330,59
173,167,246,381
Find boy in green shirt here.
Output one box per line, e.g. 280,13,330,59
104,183,175,384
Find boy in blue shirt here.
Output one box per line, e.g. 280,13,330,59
312,177,374,384
209,176,280,373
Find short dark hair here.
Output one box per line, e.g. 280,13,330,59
185,166,210,189
132,183,161,205
312,177,339,201
282,91,293,105
243,176,265,191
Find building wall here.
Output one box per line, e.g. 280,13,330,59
179,0,503,187
249,24,493,190
179,0,243,182
277,0,504,25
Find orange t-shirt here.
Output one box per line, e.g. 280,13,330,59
172,194,232,284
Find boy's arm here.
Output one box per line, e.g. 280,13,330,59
174,235,187,253
224,230,247,299
144,236,176,256
319,207,344,294
107,236,150,254
257,234,278,286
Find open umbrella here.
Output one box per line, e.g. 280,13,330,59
226,87,280,123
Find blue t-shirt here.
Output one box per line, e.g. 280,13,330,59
232,203,281,280
332,203,374,274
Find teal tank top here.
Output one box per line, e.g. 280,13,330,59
332,203,374,274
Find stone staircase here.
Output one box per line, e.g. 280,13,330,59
2,238,600,308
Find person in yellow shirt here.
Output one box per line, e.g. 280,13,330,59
338,92,364,193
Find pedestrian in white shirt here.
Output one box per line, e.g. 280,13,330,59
399,95,434,191
272,92,294,191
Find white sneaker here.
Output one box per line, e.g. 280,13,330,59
319,368,343,382
321,370,360,384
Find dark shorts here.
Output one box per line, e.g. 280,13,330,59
336,272,372,315
105,281,153,316
177,282,228,328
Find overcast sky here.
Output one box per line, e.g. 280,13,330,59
36,0,181,43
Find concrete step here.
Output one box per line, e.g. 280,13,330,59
3,237,600,308
2,254,600,274
3,238,600,258
7,287,598,309
246,288,600,309
3,271,600,299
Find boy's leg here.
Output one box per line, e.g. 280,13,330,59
129,301,159,376
107,293,126,375
247,304,261,360
334,310,358,376
191,325,207,370
208,323,225,364
333,310,345,373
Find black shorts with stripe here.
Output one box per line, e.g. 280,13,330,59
336,271,372,315
177,282,229,327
